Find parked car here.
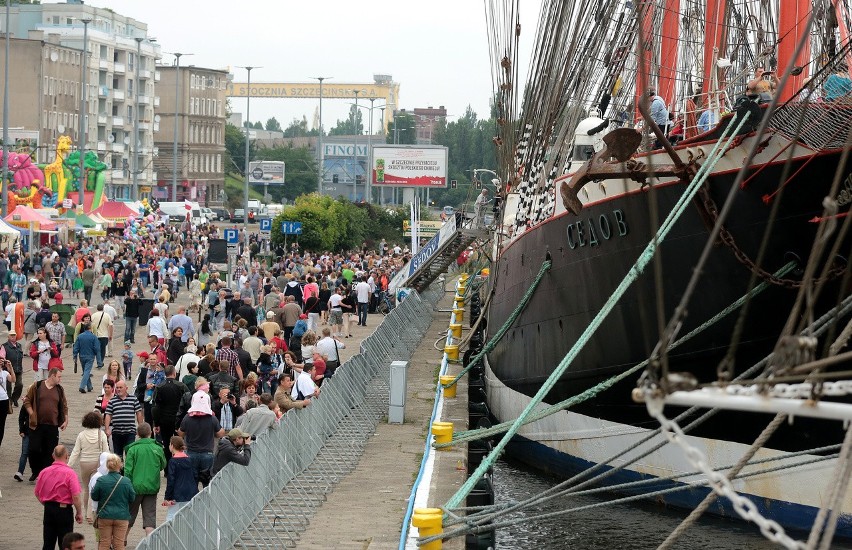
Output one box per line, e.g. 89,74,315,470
212,207,230,221
231,208,246,223
200,207,216,222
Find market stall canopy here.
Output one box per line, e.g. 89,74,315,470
87,212,110,226
90,201,138,220
58,210,97,228
5,205,57,230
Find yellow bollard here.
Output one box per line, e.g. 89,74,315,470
432,421,454,448
460,272,470,282
449,323,462,338
454,296,465,309
453,308,464,322
440,375,457,398
457,284,467,296
412,508,443,549
444,343,459,360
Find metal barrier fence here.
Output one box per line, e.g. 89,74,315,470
136,285,443,550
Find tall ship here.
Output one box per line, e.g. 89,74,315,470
481,0,852,539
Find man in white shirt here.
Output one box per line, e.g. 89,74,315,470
90,303,113,364
355,276,371,327
102,299,118,324
241,326,263,364
316,327,345,375
292,362,319,401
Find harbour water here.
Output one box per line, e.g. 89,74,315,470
493,458,852,549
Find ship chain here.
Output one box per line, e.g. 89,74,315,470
696,184,846,288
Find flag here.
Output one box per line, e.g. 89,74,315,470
184,199,192,211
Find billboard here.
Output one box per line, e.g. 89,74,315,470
371,146,448,188
248,161,285,185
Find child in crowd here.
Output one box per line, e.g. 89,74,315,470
13,405,30,481
122,340,134,380
163,436,197,521
145,361,165,403
72,272,84,298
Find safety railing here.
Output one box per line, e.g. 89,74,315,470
136,285,443,550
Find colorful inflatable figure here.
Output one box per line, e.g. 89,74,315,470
65,150,108,211
44,135,72,203
0,151,54,209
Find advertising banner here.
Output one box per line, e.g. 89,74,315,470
372,146,448,188
248,161,285,185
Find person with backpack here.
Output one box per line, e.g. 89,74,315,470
34,301,52,329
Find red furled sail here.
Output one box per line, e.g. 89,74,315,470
777,0,811,101
701,0,728,96
659,0,680,104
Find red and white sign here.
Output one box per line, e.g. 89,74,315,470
371,146,448,188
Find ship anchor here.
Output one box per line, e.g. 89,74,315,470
561,128,696,216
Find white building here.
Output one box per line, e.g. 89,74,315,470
4,0,161,200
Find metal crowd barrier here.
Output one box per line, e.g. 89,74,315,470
136,285,443,550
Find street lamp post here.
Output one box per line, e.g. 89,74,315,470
310,76,331,195
350,99,386,205
132,37,142,202
78,18,91,209
352,89,361,202
171,52,192,202
2,1,10,217
238,66,259,251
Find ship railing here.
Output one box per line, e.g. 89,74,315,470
134,285,442,550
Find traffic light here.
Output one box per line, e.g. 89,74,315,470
475,179,482,190
333,174,339,184
451,179,457,189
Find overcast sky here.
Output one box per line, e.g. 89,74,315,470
78,0,540,134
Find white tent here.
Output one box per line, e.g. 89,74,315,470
0,217,22,251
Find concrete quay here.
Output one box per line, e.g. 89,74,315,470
294,283,469,550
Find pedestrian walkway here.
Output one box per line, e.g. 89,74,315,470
0,286,376,549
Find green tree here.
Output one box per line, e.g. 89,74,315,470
253,121,264,130
270,194,408,252
329,105,363,136
283,116,318,138
224,122,257,175
386,112,417,144
265,117,282,132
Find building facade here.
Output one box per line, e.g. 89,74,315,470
412,106,447,144
154,65,227,205
4,1,161,201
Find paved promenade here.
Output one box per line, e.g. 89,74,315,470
0,287,373,550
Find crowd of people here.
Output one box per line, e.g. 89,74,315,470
0,218,415,549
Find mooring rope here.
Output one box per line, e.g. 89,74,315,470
441,258,552,386
437,261,795,448
439,111,751,515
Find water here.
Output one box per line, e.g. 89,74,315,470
491,458,852,549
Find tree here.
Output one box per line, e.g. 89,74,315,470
253,121,264,129
224,122,257,175
329,105,363,136
283,116,318,138
265,117,282,132
386,112,417,144
270,194,407,252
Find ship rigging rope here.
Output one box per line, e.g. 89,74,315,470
436,291,852,541
657,413,788,549
441,111,751,514
427,451,840,543
440,258,551,388
436,261,796,448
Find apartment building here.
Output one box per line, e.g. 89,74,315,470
154,65,228,205
4,0,161,200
